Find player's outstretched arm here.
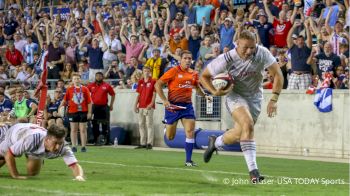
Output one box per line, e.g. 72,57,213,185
70,163,85,181
266,62,284,118
5,150,27,179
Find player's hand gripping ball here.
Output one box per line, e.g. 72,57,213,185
212,73,233,90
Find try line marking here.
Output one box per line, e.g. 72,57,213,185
79,160,350,184
0,185,96,196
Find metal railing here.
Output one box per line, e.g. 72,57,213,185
0,79,122,90
195,95,221,121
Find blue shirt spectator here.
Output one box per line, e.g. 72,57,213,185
194,3,213,25
219,20,235,51
87,45,104,69
252,16,273,48
322,5,339,27
0,94,12,113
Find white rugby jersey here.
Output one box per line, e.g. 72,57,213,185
207,45,276,98
0,123,77,166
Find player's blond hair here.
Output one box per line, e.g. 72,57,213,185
239,30,256,42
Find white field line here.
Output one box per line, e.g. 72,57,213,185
79,160,350,184
0,185,109,196
110,146,349,164
0,185,251,196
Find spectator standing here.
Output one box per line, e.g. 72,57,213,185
13,33,27,55
22,35,38,64
79,35,108,81
45,21,66,79
287,20,313,89
308,42,341,80
65,37,78,70
140,45,167,80
97,15,122,72
263,0,295,48
184,16,205,60
325,17,348,56
193,0,214,25
120,23,144,65
322,0,344,27
199,36,212,60
249,8,273,49
5,42,23,67
3,16,18,41
214,9,235,51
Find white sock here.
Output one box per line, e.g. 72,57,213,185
185,138,195,143
240,140,258,172
215,135,224,148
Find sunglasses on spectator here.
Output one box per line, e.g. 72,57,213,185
55,91,62,93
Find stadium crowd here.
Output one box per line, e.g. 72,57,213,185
0,0,348,138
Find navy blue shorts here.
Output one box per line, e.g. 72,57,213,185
163,102,195,125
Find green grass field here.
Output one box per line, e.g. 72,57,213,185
0,147,348,196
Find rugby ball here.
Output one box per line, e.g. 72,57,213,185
212,73,233,90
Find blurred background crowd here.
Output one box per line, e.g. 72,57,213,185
0,0,348,125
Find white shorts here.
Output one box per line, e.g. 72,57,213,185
225,93,262,123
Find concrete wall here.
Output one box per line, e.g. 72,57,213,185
105,89,349,158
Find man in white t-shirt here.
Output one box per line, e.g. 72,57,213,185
200,30,284,183
0,123,85,181
96,15,122,72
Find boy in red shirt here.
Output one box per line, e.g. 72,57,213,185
61,74,92,152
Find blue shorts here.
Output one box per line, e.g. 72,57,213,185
164,102,196,125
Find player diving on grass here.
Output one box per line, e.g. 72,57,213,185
155,50,209,167
0,122,85,181
200,30,284,183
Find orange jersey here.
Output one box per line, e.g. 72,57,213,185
159,66,199,103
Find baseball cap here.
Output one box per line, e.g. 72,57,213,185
336,19,345,26
257,10,267,17
224,17,232,22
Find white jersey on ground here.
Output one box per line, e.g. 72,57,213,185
0,123,77,166
207,45,276,99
